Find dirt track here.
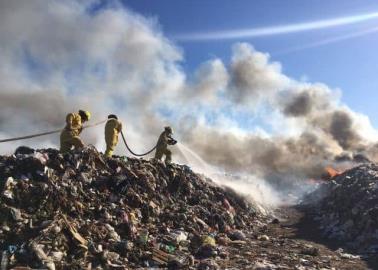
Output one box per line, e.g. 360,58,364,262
217,206,373,270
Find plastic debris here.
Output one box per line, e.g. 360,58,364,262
0,147,265,269
305,164,378,254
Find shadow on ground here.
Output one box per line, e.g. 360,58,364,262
281,205,378,270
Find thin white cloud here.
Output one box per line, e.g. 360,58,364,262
174,12,378,41
275,26,378,55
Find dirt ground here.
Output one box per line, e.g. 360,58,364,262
216,206,374,270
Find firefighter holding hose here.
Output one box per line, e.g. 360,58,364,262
155,126,177,165
104,114,123,158
60,110,91,153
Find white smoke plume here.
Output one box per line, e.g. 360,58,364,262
1,0,378,205
228,43,289,105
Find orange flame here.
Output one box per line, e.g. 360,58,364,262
324,166,341,179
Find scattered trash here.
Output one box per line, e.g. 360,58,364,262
202,235,216,247
252,260,279,269
271,218,280,224
138,229,149,245
229,230,246,241
152,247,170,266
0,147,265,269
305,164,378,253
0,147,368,269
258,235,270,241
336,248,361,260
301,244,320,256
1,251,8,270
197,259,219,270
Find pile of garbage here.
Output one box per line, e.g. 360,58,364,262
305,163,378,255
0,147,267,269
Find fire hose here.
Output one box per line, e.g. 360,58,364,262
0,120,158,157
121,131,157,157
0,120,107,143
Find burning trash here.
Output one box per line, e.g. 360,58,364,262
305,163,378,255
321,166,342,180
0,147,267,269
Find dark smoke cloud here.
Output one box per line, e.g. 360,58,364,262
278,84,368,154
180,123,334,182
280,84,333,118
329,110,361,150
0,90,69,129
283,91,313,117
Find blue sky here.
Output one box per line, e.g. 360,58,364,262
121,0,378,127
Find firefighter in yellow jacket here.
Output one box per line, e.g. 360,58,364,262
155,126,177,165
104,114,123,158
60,110,91,153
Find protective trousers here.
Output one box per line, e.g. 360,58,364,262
155,147,172,165
60,129,84,153
105,134,118,158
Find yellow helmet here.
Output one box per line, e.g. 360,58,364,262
79,110,91,121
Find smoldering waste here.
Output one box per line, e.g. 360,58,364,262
0,147,267,269
304,163,378,255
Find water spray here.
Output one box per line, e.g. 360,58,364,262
176,142,284,208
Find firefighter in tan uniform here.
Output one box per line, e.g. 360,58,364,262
60,110,91,153
104,114,123,158
155,126,177,165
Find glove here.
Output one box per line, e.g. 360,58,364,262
169,139,177,145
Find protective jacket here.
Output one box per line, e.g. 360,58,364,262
104,118,122,157
65,113,83,135
60,113,84,153
155,131,176,164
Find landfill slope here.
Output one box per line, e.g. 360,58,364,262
0,147,267,269
304,163,378,255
